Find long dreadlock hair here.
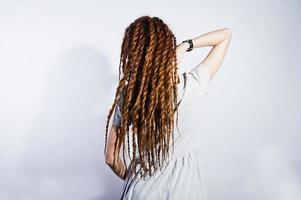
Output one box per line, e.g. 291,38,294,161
104,15,181,179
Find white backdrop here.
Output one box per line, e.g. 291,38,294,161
1,0,300,199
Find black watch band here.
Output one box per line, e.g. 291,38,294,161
182,39,193,52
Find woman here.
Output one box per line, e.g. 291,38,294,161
104,15,232,199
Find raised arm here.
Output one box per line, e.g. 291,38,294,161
193,28,232,81
177,28,232,81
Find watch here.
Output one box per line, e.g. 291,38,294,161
182,39,193,52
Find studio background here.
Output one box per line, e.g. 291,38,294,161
1,0,300,199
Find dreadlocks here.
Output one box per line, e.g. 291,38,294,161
104,15,181,179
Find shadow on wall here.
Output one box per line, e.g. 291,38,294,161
17,45,123,199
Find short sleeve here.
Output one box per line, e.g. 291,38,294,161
187,63,211,96
112,89,125,128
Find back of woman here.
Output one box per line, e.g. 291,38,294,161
120,63,211,199
104,15,232,200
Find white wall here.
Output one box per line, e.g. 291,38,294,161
0,0,300,199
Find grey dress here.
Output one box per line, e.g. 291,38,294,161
112,63,211,200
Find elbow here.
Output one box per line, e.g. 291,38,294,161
223,27,232,38
105,155,114,166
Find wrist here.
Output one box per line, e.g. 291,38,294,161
181,39,193,52
182,42,190,51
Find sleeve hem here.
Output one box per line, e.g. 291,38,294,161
197,63,210,96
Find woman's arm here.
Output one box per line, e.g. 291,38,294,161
105,125,128,180
192,28,232,80
106,156,128,180
177,28,232,81
192,27,231,47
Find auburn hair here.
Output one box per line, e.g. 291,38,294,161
104,15,181,179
